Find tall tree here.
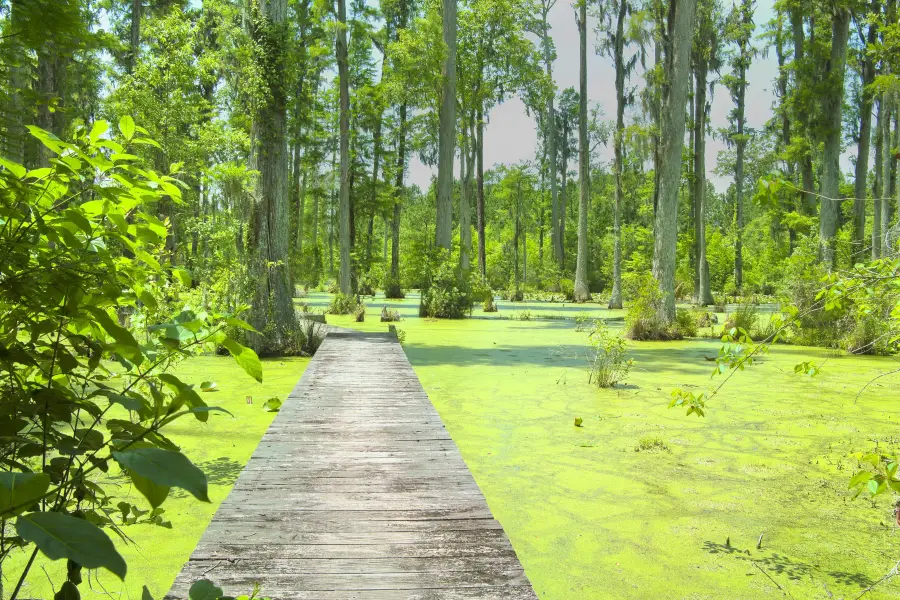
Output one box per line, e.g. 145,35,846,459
598,0,641,309
851,5,878,252
337,0,352,293
435,0,458,250
539,0,562,265
652,0,697,322
818,6,851,268
246,0,296,353
723,0,755,292
691,0,719,306
573,0,591,302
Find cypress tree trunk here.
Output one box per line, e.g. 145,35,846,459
540,1,561,265
886,108,899,240
366,115,382,266
734,61,746,293
247,0,295,354
791,8,817,216
853,21,877,252
609,0,627,310
573,0,591,302
435,0,457,250
337,0,352,293
389,103,408,294
652,0,697,323
694,56,714,305
874,96,884,259
476,108,487,277
459,115,473,271
559,119,570,271
818,8,850,268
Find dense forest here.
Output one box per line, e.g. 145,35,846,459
3,0,897,348
2,0,900,598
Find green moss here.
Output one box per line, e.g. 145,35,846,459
326,304,900,599
9,356,308,600
15,296,900,599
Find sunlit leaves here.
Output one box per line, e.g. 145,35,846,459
0,473,51,516
0,123,265,593
113,448,210,505
16,513,127,579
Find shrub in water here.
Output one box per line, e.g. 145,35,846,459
723,303,759,337
384,273,405,299
674,308,699,338
483,294,498,313
588,321,634,388
354,302,366,322
419,253,474,319
624,274,682,340
381,306,401,322
328,293,357,315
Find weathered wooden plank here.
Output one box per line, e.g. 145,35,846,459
166,331,536,599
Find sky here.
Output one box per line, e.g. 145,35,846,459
407,0,782,193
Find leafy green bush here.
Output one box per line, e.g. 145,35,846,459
674,309,699,337
327,293,357,315
588,322,634,388
723,303,759,337
419,253,474,319
624,274,682,340
483,294,498,313
0,121,265,595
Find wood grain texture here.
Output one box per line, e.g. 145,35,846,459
165,331,536,600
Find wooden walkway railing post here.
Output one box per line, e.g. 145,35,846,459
165,331,536,599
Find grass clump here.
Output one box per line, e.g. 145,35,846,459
588,321,633,388
723,303,759,336
634,436,671,453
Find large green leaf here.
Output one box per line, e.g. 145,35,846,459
118,116,135,141
221,338,262,383
112,448,209,503
16,512,127,579
128,470,170,509
0,472,51,516
189,579,223,600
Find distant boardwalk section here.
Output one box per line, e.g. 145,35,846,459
166,331,536,599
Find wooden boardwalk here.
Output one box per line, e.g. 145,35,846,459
166,331,536,599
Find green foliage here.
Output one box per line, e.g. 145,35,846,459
327,293,358,315
624,274,693,340
588,322,634,388
0,123,262,594
383,273,405,299
723,303,759,337
674,309,699,338
848,453,900,499
419,252,474,319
